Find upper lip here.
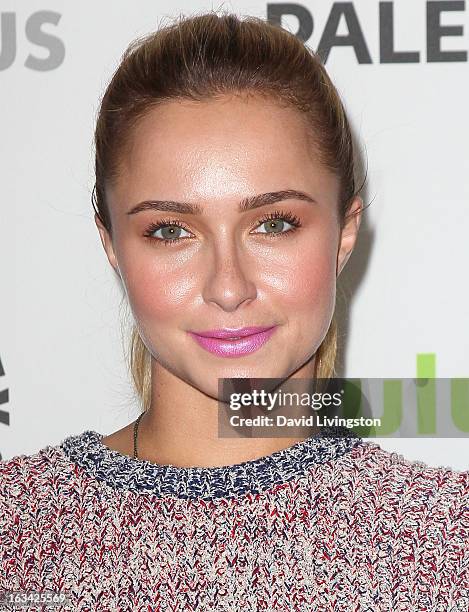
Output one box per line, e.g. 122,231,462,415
189,326,276,339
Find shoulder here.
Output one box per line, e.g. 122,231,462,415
0,441,71,513
352,442,468,604
0,434,108,591
349,440,468,547
352,439,469,502
0,438,75,482
356,439,468,488
0,442,71,573
0,434,99,525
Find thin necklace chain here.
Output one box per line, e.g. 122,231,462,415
133,412,145,459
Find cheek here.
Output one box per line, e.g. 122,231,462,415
271,237,337,316
120,255,196,326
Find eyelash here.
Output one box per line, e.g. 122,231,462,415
142,209,302,246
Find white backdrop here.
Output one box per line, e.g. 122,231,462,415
1,0,468,468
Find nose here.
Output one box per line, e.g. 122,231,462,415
201,241,257,312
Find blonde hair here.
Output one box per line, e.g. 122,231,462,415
92,12,365,411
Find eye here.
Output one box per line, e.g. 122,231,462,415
143,209,302,247
143,219,192,246
252,209,302,237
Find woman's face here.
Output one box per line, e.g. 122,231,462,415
97,94,361,399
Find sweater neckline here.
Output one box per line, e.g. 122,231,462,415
59,425,363,501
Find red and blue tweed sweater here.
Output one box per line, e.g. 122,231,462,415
0,425,468,611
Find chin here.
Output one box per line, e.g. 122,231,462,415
194,363,290,398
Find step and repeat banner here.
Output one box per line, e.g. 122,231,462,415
1,1,468,468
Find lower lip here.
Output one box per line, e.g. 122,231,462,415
188,327,278,357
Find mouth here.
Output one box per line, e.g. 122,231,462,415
187,325,278,357
189,326,276,339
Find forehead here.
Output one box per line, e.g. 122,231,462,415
110,94,339,210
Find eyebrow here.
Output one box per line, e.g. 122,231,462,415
126,189,317,216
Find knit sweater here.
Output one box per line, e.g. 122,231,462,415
0,425,467,612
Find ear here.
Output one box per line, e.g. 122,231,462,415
336,196,363,278
94,213,120,277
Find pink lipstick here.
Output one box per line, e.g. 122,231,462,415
187,326,278,357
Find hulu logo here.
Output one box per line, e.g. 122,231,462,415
343,353,469,437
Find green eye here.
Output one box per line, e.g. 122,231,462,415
143,219,192,246
256,218,292,234
155,225,190,240
143,209,302,247
252,209,302,237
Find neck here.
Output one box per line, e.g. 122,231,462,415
133,358,320,469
